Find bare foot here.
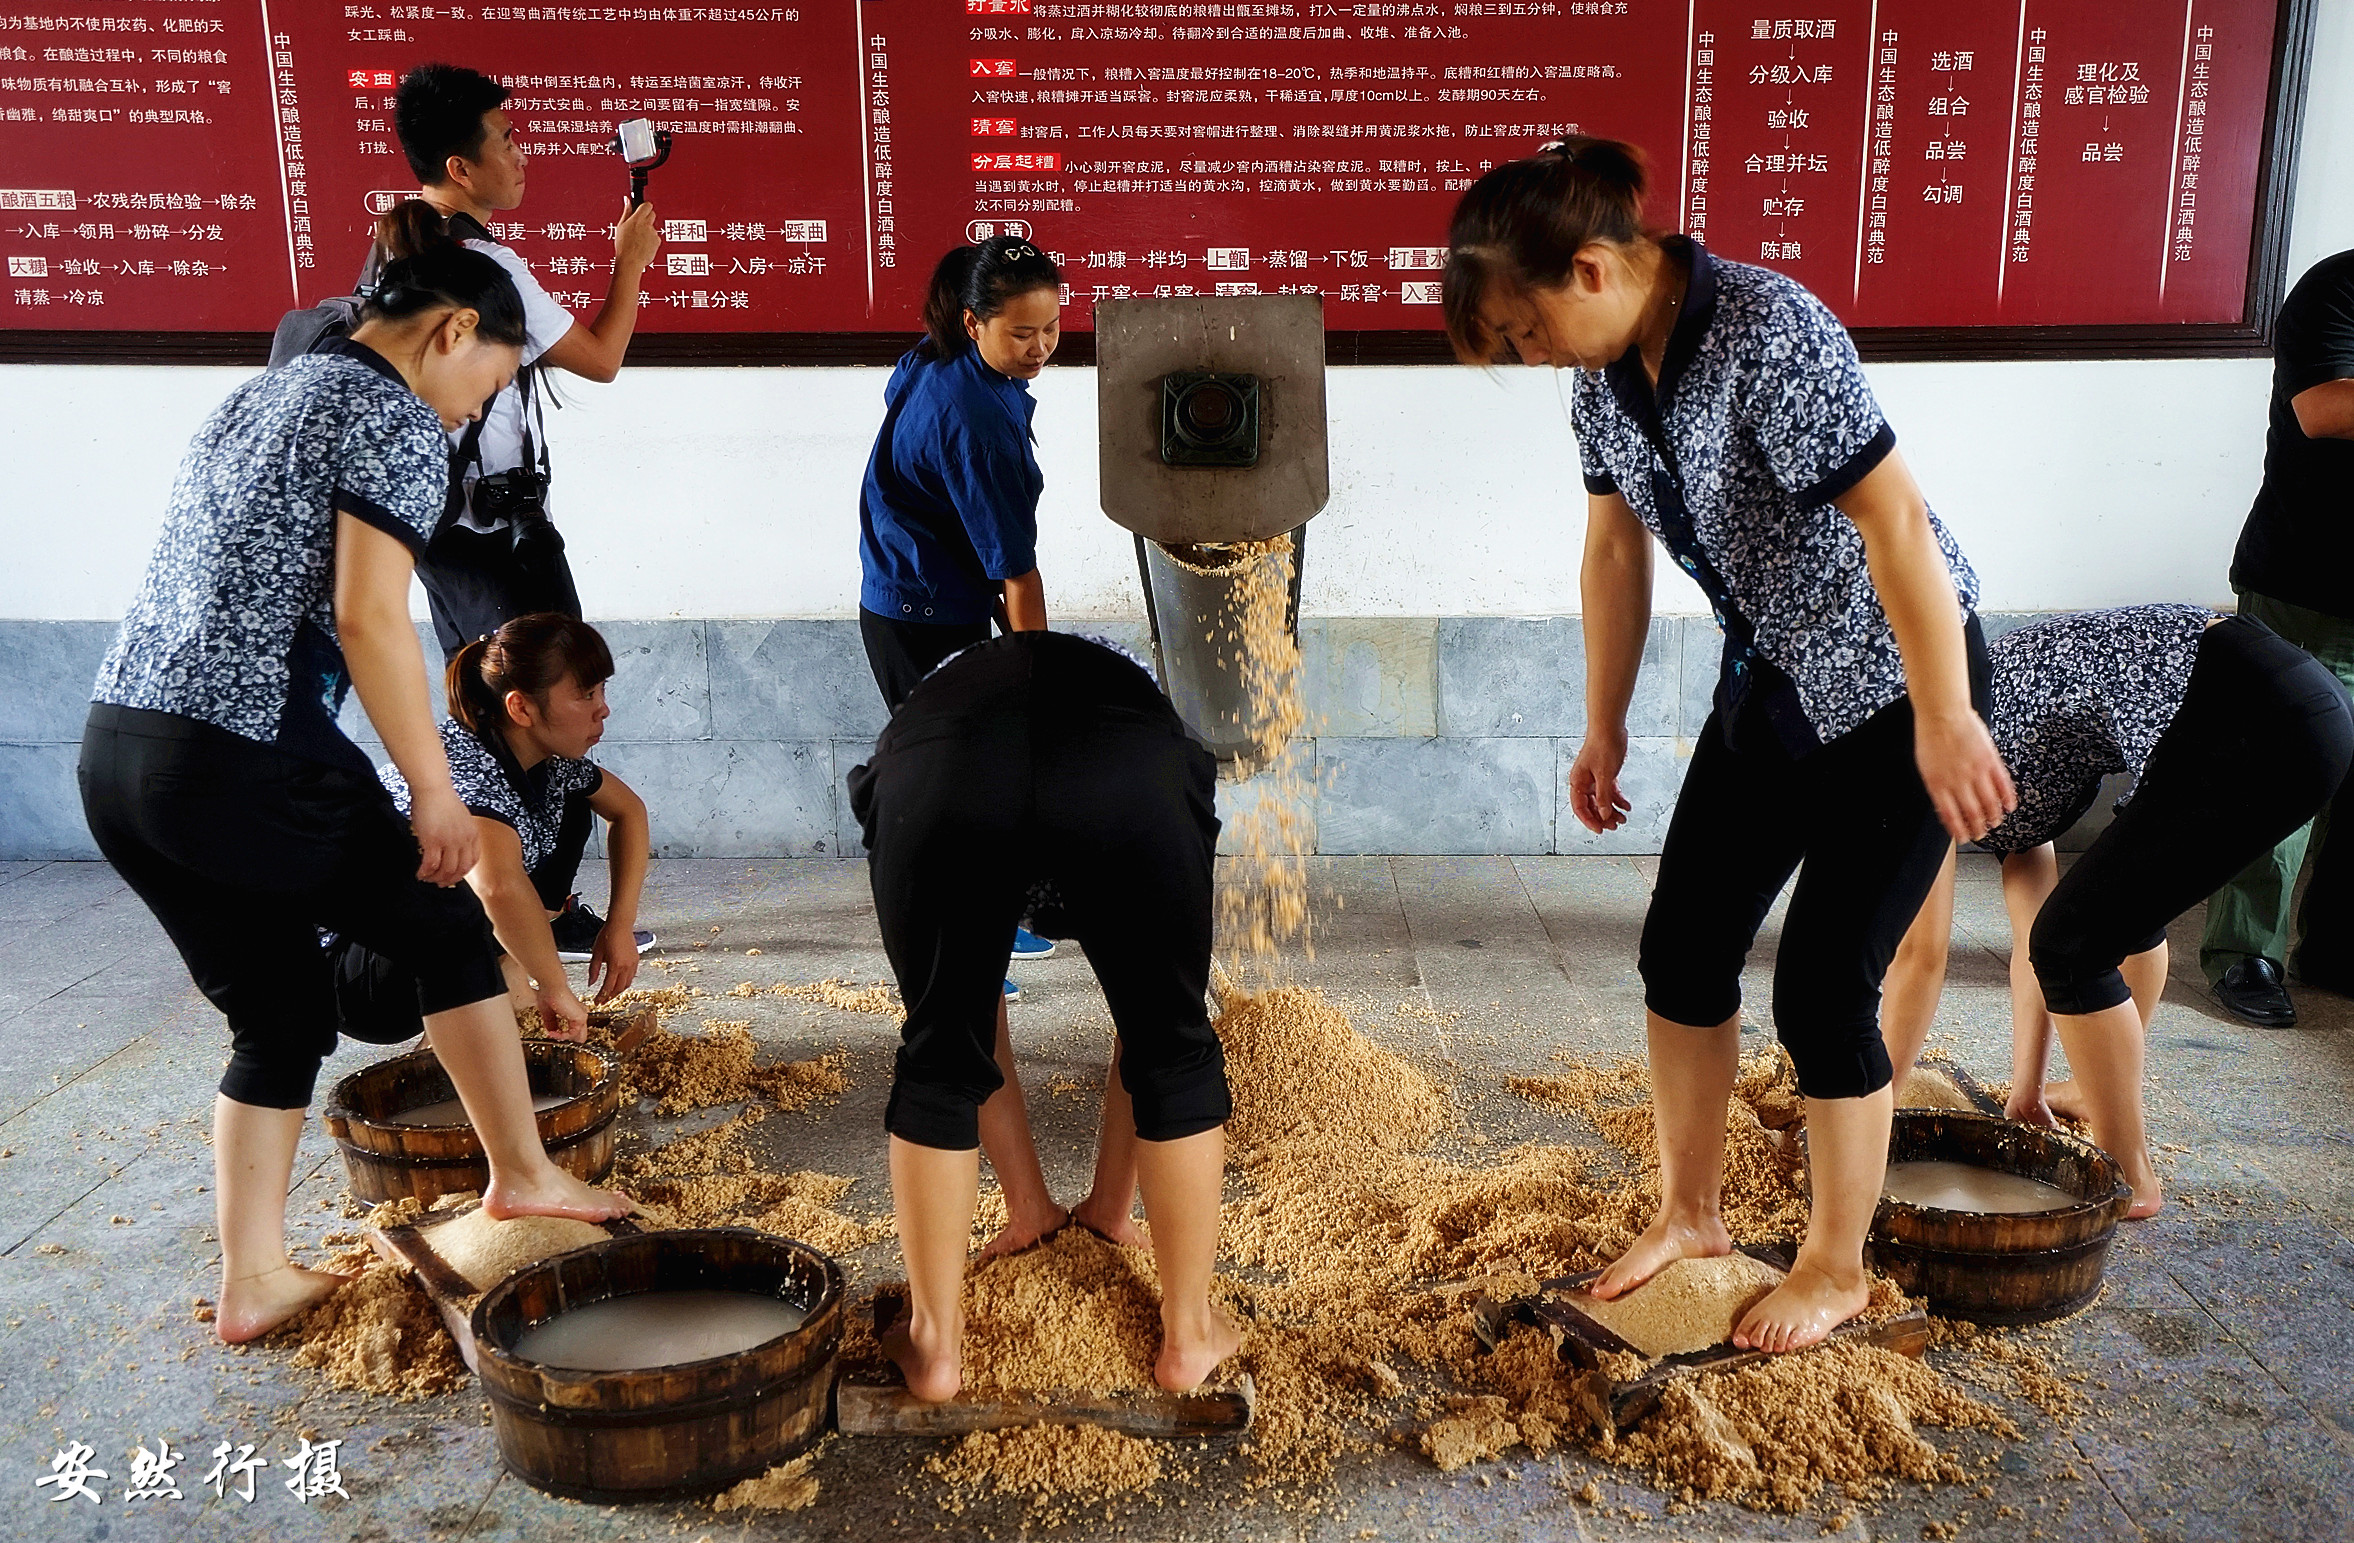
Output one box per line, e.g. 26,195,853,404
1590,1212,1732,1301
2042,1079,2091,1124
976,1202,1068,1264
1155,1305,1242,1393
1070,1196,1151,1251
215,1264,352,1345
2121,1157,2164,1220
482,1165,633,1223
881,1313,963,1403
1731,1259,1869,1353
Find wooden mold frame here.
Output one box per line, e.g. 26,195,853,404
366,1198,647,1375
1905,1054,2005,1119
1469,1243,1932,1434
836,1291,1256,1439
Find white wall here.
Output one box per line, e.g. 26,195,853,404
6,2,2348,625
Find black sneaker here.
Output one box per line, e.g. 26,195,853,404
550,896,657,963
2214,957,2296,1028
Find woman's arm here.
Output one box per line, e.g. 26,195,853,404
468,817,589,1040
1568,491,1655,834
585,770,650,1001
1999,843,2063,1124
1835,451,2015,843
536,201,660,383
1002,568,1048,632
335,513,479,885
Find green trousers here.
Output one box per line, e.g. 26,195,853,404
2200,588,2354,984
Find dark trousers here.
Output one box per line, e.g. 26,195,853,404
329,791,595,1046
859,606,994,711
2032,616,2354,1014
417,521,583,660
1639,621,1991,1100
78,705,505,1108
850,633,1229,1150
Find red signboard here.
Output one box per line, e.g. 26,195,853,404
0,0,2310,352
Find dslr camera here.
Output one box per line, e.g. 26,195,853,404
471,466,564,563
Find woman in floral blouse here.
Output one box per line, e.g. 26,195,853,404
1444,137,2014,1352
79,225,629,1345
1882,605,2351,1217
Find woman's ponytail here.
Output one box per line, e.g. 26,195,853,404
362,197,528,347
919,236,1062,360
445,635,504,739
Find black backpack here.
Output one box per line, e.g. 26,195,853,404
267,212,500,369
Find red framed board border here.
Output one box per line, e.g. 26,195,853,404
0,0,2316,367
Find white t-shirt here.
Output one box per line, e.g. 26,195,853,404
452,236,575,530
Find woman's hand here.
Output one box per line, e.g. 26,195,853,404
588,921,640,1003
538,977,591,1042
1568,729,1633,833
1914,709,2016,845
410,788,483,885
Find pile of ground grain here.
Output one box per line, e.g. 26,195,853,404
959,1227,1165,1395
1604,1341,2018,1511
773,978,904,1018
711,1447,825,1512
1899,1066,1982,1112
286,1244,469,1400
422,1205,612,1293
615,1110,890,1256
1573,1254,1786,1358
925,1425,1168,1522
622,1017,849,1116
1212,983,1451,1158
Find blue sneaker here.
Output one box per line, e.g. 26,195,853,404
1011,926,1056,960
1003,978,1022,1004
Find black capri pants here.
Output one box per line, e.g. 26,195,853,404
79,705,506,1109
2029,616,2354,1015
1639,620,1992,1100
849,632,1231,1150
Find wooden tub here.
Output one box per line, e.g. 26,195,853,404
472,1229,845,1503
1868,1111,2134,1325
321,1042,620,1205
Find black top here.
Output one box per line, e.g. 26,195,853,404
2232,248,2354,620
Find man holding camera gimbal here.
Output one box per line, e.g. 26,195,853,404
391,62,663,655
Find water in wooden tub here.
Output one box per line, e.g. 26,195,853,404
511,1291,809,1370
1883,1159,2073,1214
389,1094,570,1127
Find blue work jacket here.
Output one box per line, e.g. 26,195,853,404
858,343,1043,626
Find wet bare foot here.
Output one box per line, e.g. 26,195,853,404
976,1202,1068,1264
216,1264,352,1345
2121,1156,2164,1219
1590,1212,1732,1300
1732,1259,1869,1353
1070,1196,1151,1251
482,1165,633,1222
2042,1079,2090,1123
882,1313,962,1403
1155,1305,1242,1393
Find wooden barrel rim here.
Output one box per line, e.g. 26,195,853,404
330,1096,617,1170
324,1043,618,1158
472,1228,846,1388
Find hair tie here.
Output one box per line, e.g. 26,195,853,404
998,242,1041,261
1538,138,1577,161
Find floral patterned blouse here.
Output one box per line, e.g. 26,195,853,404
1572,238,1980,754
1974,604,2217,856
90,339,448,771
381,720,603,876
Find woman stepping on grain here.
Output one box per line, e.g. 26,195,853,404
1443,139,2013,1354
848,632,1241,1400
